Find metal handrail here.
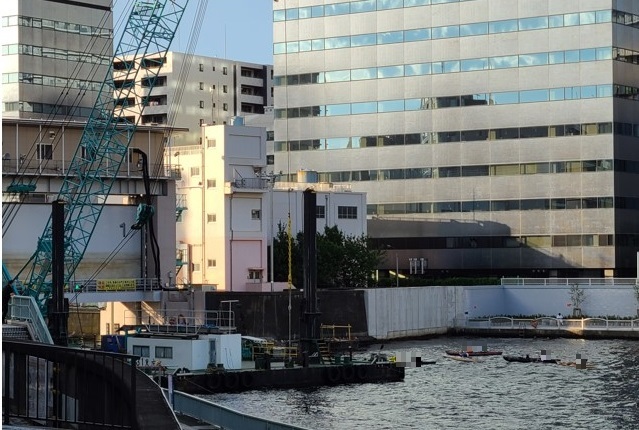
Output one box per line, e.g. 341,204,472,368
501,278,639,286
320,324,353,340
463,316,639,330
7,295,54,344
64,277,162,292
122,309,235,333
166,389,311,430
2,340,142,429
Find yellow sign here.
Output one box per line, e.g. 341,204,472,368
96,279,136,291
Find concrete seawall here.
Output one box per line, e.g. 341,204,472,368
207,282,639,341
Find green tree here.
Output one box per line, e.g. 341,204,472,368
272,224,381,289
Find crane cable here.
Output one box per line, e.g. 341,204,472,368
144,0,207,282
68,0,208,337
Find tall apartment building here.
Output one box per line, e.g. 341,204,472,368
2,0,112,120
116,51,274,147
273,0,639,278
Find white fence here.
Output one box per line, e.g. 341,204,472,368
461,316,639,331
501,278,639,286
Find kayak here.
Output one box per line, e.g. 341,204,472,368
445,350,502,357
444,355,477,363
503,355,559,364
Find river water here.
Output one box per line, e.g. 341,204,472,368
200,337,639,429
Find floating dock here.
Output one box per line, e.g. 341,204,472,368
159,360,405,395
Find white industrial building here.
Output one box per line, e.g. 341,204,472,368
169,122,367,292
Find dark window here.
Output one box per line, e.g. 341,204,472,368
491,200,520,211
155,346,173,359
493,128,519,140
521,199,549,210
553,236,567,247
316,205,326,219
338,206,357,219
461,129,489,141
520,126,549,138
132,345,150,357
438,167,460,178
461,165,489,177
37,144,52,160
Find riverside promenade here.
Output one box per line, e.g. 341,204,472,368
452,315,639,339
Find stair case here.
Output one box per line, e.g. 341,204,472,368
3,324,31,341
318,340,330,363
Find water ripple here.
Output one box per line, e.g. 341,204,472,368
201,337,639,430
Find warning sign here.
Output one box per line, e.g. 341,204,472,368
96,279,136,291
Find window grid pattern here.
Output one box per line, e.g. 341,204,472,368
274,9,617,53
274,46,633,86
2,72,103,92
273,121,639,153
274,2,623,24
314,158,616,184
2,101,93,117
368,196,624,217
274,84,638,120
2,15,112,37
371,234,618,250
2,44,111,65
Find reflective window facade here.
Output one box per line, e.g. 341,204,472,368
273,1,639,277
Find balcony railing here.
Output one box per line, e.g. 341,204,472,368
230,177,269,190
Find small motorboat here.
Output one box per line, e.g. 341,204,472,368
445,350,502,357
503,355,559,364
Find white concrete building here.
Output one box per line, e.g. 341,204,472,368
170,124,367,292
114,51,274,148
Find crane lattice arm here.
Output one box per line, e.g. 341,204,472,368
15,0,189,315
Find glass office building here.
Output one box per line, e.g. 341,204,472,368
273,0,639,277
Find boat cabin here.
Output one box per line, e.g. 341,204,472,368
126,332,242,371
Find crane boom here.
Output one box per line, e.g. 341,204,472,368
15,0,189,315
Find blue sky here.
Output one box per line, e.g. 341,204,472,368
113,0,274,65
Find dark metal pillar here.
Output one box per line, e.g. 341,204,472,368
299,189,321,366
49,199,68,346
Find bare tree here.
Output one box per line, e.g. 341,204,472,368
569,284,586,317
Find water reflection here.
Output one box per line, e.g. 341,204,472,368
203,337,639,430
285,388,332,417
